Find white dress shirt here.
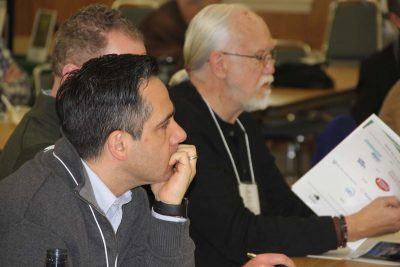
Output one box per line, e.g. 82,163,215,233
82,160,186,233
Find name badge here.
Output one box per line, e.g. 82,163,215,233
238,182,260,215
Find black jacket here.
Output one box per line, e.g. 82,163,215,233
170,81,338,267
0,93,60,180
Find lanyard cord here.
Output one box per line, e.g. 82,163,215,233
53,151,113,267
203,100,255,184
237,120,255,183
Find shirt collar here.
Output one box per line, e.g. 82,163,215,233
81,160,132,215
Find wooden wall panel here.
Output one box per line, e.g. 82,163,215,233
14,0,113,36
13,0,331,52
259,0,331,49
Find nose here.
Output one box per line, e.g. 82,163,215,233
170,119,187,144
263,59,275,75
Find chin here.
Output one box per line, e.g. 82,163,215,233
243,97,270,112
243,83,272,112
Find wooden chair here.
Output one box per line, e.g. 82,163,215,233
274,38,312,66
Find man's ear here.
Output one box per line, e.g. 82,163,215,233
209,51,227,79
389,12,400,29
107,131,128,161
61,63,80,83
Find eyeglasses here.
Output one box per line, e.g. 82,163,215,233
221,49,276,67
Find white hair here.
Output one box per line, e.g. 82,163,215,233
183,3,251,72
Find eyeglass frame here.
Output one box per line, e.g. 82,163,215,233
220,49,276,67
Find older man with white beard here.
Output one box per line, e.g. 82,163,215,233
169,3,400,267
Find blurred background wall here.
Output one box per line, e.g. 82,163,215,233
12,0,330,54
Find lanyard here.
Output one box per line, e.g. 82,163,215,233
204,100,255,184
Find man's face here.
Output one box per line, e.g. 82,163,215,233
223,12,275,112
126,77,187,184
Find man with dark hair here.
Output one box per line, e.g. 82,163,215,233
0,53,295,267
0,54,196,266
0,4,146,179
352,0,400,124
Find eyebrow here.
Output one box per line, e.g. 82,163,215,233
256,48,275,54
155,107,175,128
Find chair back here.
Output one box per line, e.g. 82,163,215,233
322,0,383,63
274,39,312,66
32,63,53,95
112,0,160,26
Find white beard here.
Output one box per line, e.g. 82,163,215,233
243,75,274,112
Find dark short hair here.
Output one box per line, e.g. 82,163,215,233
56,54,158,159
388,0,400,16
52,4,143,77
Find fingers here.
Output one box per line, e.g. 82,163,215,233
244,253,296,267
347,196,400,241
379,196,400,207
167,151,193,186
176,144,197,160
257,253,295,267
174,144,197,180
153,145,197,204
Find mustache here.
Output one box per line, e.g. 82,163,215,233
260,75,274,85
257,75,274,94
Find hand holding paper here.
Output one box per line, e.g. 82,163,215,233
293,115,400,250
292,115,400,264
346,196,400,241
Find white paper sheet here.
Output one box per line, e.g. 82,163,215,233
292,114,400,250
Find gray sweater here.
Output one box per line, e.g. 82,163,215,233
0,137,195,266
